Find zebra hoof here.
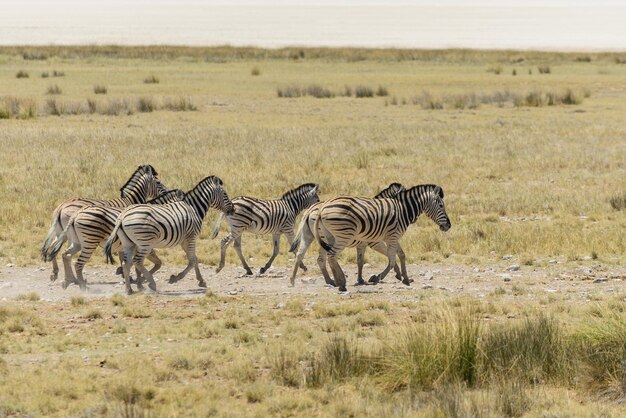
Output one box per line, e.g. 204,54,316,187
148,282,157,292
168,275,178,284
116,267,123,275
402,278,411,286
369,275,380,285
259,267,267,274
136,283,145,291
78,281,87,291
300,265,308,272
49,273,58,282
61,281,70,290
215,267,222,274
324,279,336,287
245,269,253,276
198,280,207,288
126,288,134,295
354,279,366,286
338,286,348,292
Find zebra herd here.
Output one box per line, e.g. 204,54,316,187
40,165,451,295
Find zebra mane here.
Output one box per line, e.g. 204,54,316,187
119,165,158,196
185,176,224,196
281,183,319,201
402,184,444,199
147,189,184,204
374,182,405,199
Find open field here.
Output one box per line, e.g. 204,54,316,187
0,46,625,416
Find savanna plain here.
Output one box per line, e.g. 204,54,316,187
0,46,625,417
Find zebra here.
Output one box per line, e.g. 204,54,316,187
211,183,320,275
41,165,166,283
103,176,233,295
315,184,451,292
46,189,185,291
288,183,410,287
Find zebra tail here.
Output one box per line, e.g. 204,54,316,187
40,210,62,260
314,214,333,253
210,212,224,240
289,216,307,254
45,220,72,262
103,220,122,265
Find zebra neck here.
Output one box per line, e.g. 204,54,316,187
184,192,210,220
400,191,423,224
284,196,305,215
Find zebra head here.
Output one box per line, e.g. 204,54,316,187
119,165,167,203
421,185,451,232
186,176,234,218
281,183,320,214
374,182,405,199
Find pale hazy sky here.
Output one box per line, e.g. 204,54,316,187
1,1,624,49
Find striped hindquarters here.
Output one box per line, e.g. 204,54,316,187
229,197,296,235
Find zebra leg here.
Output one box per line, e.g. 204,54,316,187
73,242,99,291
133,248,155,292
289,229,314,286
61,243,81,289
327,254,347,292
316,248,335,286
355,244,367,285
169,240,201,286
217,233,234,273
50,257,60,282
259,233,281,274
397,245,411,285
116,252,124,275
366,242,402,283
369,242,398,285
146,250,162,275
233,235,253,275
285,230,307,272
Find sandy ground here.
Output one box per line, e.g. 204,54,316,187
0,259,624,304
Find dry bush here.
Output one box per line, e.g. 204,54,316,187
0,97,36,119
376,85,389,96
354,85,374,98
52,70,65,77
94,85,107,94
162,96,197,111
22,51,48,60
251,67,261,76
137,97,156,113
46,84,62,95
15,70,29,79
609,193,626,211
143,75,159,84
305,84,334,98
486,65,502,74
41,72,49,78
277,85,303,98
538,65,551,74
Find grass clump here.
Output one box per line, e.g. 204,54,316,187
376,85,389,96
305,84,334,98
137,97,156,113
22,51,48,60
70,296,87,307
143,75,159,84
84,309,102,320
609,192,626,211
354,85,374,98
277,85,303,98
251,67,261,76
52,70,65,77
487,65,502,74
46,84,62,95
41,72,49,78
538,65,551,74
575,56,592,62
15,292,40,302
0,97,36,119
93,85,107,94
162,96,197,111
15,70,29,79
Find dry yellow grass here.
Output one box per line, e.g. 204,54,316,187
0,46,625,416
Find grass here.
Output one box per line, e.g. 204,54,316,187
0,46,624,414
93,85,107,94
143,75,159,84
46,84,62,95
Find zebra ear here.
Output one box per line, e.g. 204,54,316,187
436,186,444,198
312,184,320,194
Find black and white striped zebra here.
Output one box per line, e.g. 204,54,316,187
212,183,320,275
103,176,233,295
288,183,409,287
41,165,166,283
315,184,451,292
47,189,185,291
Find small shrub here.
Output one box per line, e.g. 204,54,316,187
609,193,626,211
45,98,62,116
305,84,334,98
376,85,389,97
512,69,517,76
163,96,197,111
224,319,239,329
143,75,159,84
16,70,29,79
0,97,37,119
93,85,107,94
354,85,374,98
71,296,86,307
84,309,102,320
46,84,62,95
137,96,156,112
496,380,531,417
560,88,582,105
15,292,40,302
103,98,134,116
277,85,303,98
87,99,97,114
272,350,301,387
538,65,551,74
41,72,49,78
22,51,48,60
390,96,398,105
251,67,261,76
524,90,545,107
575,56,591,62
342,85,352,97
52,70,65,77
487,65,502,74
111,294,126,306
